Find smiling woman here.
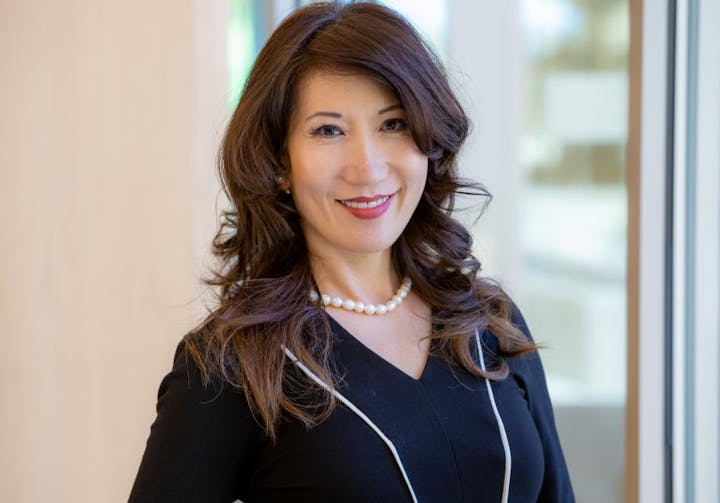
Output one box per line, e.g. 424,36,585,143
129,2,574,502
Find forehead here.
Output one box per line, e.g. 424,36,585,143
293,70,398,113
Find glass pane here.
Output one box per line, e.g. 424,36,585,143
228,0,269,108
518,1,628,501
381,0,448,56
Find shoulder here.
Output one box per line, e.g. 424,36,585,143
157,339,258,429
478,298,537,352
507,301,533,341
479,300,543,379
129,340,264,501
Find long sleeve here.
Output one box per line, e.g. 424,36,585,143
129,341,264,503
505,305,575,502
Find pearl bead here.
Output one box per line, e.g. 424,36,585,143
308,277,411,316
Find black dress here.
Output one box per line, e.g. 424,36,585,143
129,309,574,502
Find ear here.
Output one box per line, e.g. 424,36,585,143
278,149,292,193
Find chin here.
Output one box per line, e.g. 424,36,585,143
339,234,399,255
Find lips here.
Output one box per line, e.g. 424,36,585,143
337,193,394,219
339,195,390,209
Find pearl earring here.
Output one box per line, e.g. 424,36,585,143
277,176,290,194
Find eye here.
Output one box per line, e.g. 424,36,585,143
311,125,343,137
381,118,408,132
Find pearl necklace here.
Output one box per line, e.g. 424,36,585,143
309,277,412,315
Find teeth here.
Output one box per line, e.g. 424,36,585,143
341,196,389,209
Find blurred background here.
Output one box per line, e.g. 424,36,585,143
1,1,717,502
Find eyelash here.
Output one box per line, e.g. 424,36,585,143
310,118,409,137
381,118,408,132
312,125,342,137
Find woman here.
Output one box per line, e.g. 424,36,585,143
130,2,574,502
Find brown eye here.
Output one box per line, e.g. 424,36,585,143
313,125,342,137
381,118,408,132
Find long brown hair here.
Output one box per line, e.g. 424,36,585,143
185,1,534,441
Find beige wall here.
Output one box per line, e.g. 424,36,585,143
0,1,226,500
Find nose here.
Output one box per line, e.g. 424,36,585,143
343,132,388,185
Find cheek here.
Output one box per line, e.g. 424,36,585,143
406,154,429,189
288,150,320,191
288,162,335,219
295,173,334,203
289,151,348,206
395,139,428,172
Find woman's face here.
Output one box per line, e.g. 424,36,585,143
285,71,428,260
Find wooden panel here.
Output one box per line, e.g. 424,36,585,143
0,1,212,500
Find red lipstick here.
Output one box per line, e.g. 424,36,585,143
338,194,394,220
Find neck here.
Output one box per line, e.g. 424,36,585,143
308,248,401,303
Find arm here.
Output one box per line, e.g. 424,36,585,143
507,305,575,503
129,341,263,502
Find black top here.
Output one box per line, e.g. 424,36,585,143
129,309,574,502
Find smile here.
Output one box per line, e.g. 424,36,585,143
339,195,390,209
337,194,395,220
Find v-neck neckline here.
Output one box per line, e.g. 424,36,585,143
326,313,432,384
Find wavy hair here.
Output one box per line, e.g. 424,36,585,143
185,1,534,441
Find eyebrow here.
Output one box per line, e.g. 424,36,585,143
378,104,403,115
304,104,404,122
304,111,342,122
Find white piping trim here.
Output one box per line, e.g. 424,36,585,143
475,330,512,503
282,346,419,503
